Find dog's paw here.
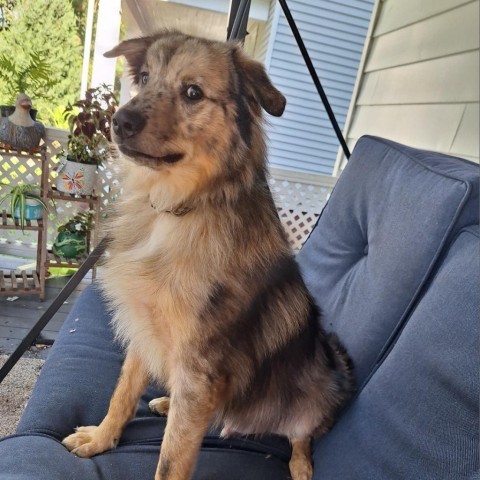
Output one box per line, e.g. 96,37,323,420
62,425,117,458
149,396,170,416
289,458,313,480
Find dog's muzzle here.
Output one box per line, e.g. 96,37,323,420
112,109,146,140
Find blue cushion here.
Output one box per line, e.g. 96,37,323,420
0,285,291,480
0,434,289,480
298,135,479,386
312,226,479,479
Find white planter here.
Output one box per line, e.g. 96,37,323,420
56,157,97,196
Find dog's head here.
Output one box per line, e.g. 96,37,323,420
104,31,285,202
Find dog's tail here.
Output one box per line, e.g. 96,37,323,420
327,332,356,399
313,333,356,438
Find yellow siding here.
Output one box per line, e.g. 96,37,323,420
374,0,472,35
358,51,479,105
349,104,467,152
450,104,480,160
338,0,480,171
366,1,479,71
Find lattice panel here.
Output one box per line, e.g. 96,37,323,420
97,158,122,214
269,177,331,213
277,208,320,250
269,175,333,250
1,127,336,253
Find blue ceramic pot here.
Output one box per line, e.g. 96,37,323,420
13,199,44,220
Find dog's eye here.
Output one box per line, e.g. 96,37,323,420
184,85,203,101
140,72,149,85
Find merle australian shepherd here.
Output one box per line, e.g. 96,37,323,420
62,31,354,480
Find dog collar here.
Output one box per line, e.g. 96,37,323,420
150,203,192,216
165,206,192,216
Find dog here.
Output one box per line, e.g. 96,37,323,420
62,30,355,480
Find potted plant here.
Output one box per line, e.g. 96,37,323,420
0,183,48,231
57,84,117,196
52,210,94,259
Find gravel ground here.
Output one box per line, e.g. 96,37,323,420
0,354,44,438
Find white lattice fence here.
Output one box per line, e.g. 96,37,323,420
0,128,336,254
269,168,336,250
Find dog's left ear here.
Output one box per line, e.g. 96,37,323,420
231,47,286,117
104,36,157,83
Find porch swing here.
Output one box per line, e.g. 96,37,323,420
0,0,350,383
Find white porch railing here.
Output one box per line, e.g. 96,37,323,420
0,127,336,254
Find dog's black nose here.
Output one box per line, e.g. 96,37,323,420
112,109,146,139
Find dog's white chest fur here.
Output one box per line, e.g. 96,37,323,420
100,197,220,386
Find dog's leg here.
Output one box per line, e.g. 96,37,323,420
149,396,170,416
62,349,148,457
155,376,225,480
289,437,313,480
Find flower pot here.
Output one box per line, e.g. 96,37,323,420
52,231,87,259
13,199,44,221
56,157,97,196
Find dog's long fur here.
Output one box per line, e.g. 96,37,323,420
62,31,355,480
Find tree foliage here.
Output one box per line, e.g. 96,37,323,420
0,50,59,104
0,0,83,126
0,0,16,31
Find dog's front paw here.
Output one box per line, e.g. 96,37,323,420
289,459,313,480
62,425,117,458
289,457,313,480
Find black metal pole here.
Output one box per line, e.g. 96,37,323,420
0,237,108,384
278,0,351,159
227,0,251,41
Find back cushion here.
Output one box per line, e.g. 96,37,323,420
297,136,479,385
311,226,479,479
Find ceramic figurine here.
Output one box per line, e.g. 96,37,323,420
0,93,45,150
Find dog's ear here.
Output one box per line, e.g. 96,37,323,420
231,46,286,117
104,37,156,83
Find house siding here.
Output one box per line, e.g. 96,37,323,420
255,0,278,63
339,0,480,169
264,0,375,175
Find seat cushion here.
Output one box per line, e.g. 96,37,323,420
0,284,291,479
297,135,479,386
0,435,289,480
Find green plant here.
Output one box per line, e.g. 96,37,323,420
57,209,94,236
0,1,17,31
0,183,48,231
0,50,58,105
46,105,70,129
62,84,117,166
